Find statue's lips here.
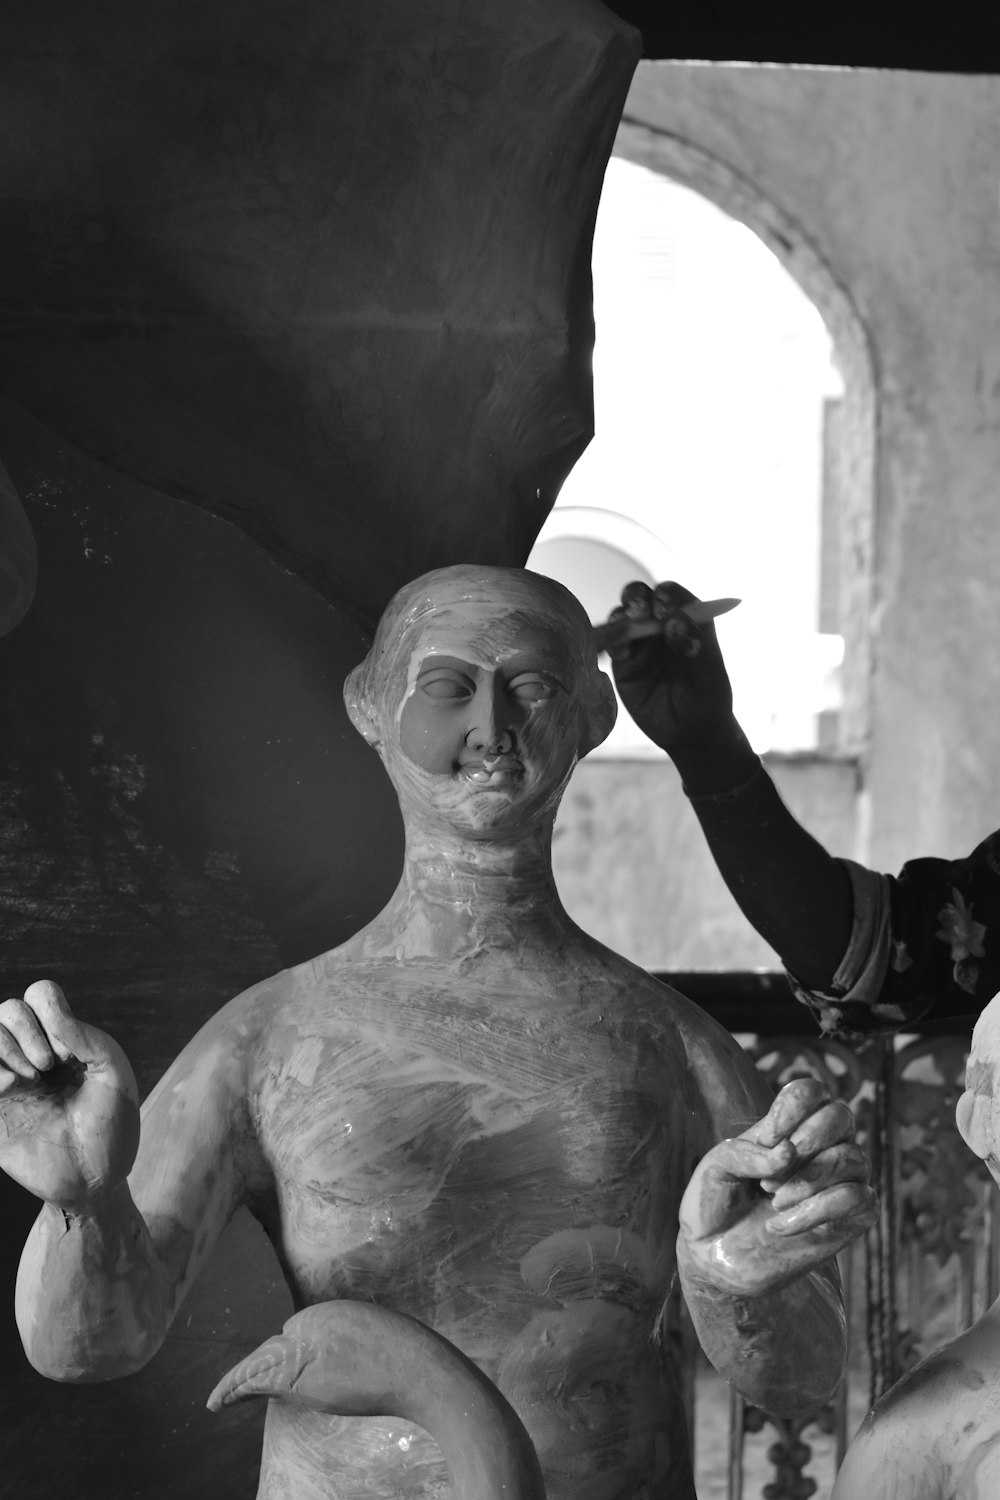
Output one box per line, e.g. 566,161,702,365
459,755,523,787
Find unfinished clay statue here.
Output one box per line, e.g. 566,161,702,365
0,566,877,1499
832,992,1000,1500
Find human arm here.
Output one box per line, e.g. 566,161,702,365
606,580,853,992
608,579,1000,1031
0,979,257,1380
677,1048,877,1417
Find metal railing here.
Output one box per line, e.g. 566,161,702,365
655,972,996,1500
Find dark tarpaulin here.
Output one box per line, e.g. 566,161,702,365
0,3,639,1494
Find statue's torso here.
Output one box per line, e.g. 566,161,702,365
243,947,721,1499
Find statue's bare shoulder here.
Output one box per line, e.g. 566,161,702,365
835,1327,1000,1499
568,936,775,1140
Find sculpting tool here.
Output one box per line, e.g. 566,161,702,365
593,597,741,654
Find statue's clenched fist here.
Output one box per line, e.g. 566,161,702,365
0,980,139,1210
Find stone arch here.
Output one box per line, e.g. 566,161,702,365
528,507,679,757
613,116,878,757
529,506,677,601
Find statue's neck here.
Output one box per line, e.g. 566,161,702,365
350,822,577,962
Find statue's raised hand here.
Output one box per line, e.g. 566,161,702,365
677,1078,878,1298
0,980,139,1209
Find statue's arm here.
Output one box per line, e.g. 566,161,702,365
676,1033,876,1418
8,985,259,1382
678,1242,847,1419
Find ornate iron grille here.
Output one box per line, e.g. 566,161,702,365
655,972,996,1500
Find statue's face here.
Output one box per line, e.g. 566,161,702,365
382,600,588,841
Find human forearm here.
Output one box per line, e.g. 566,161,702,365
609,580,855,988
670,715,853,991
679,1258,847,1417
15,1183,172,1380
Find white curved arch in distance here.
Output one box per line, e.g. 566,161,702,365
528,505,679,595
527,508,675,759
612,117,877,757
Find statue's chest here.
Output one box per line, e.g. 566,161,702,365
251,970,683,1248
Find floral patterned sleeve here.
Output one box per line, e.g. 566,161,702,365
787,832,1000,1039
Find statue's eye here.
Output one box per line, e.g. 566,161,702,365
508,674,558,704
418,671,475,701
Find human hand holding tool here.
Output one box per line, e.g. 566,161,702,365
598,580,743,771
592,592,740,655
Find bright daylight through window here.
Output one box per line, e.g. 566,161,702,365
529,154,846,758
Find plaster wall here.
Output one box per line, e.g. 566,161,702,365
582,65,1000,912
554,752,861,969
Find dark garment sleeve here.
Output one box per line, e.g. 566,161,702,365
786,832,1000,1039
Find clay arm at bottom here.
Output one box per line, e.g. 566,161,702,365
209,1301,547,1500
16,1182,174,1380
13,996,258,1381
678,1255,848,1418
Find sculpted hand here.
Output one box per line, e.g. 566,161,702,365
604,581,736,757
0,979,139,1210
677,1078,878,1297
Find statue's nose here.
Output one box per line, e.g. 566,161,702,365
464,723,514,755
464,681,515,756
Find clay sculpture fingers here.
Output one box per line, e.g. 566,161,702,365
767,1141,870,1209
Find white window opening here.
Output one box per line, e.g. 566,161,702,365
528,154,848,759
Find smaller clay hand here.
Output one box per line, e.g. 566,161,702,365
677,1077,878,1298
604,581,737,758
0,979,139,1210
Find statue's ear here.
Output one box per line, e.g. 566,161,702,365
579,671,618,758
956,1088,993,1160
344,665,381,750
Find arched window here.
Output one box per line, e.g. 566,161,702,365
529,141,874,761
529,507,674,755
